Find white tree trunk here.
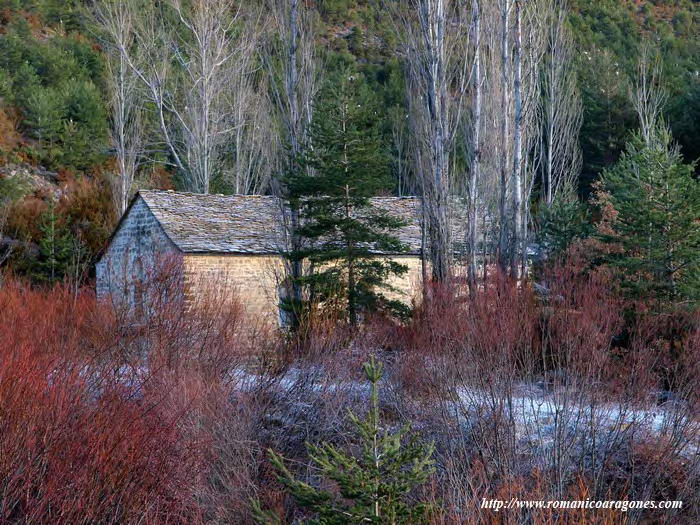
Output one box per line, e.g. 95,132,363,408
511,0,524,277
396,0,469,283
93,0,144,215
497,0,512,272
467,0,482,291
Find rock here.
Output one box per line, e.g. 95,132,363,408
0,163,60,196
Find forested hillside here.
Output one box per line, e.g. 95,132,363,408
0,0,697,283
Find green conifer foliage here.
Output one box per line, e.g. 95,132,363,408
253,357,435,525
286,72,409,324
599,126,700,306
0,18,107,171
537,185,594,260
33,198,74,283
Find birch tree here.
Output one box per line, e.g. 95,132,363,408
514,0,546,276
262,0,320,322
92,0,144,214
631,42,667,146
226,43,276,194
511,0,526,275
457,0,551,279
540,0,582,206
466,0,482,291
263,0,318,165
116,0,254,194
489,0,546,276
495,0,514,272
472,1,508,278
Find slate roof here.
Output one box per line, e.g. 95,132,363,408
139,191,287,253
136,190,440,255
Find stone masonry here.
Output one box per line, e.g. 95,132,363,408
97,191,446,323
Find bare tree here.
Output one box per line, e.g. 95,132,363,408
390,106,414,197
490,0,545,277
539,0,582,207
116,0,255,194
226,31,276,195
263,0,319,165
510,0,526,276
496,0,513,272
395,0,470,283
466,0,483,291
472,1,508,279
631,41,667,146
227,81,276,195
92,0,144,215
515,0,546,277
262,0,320,321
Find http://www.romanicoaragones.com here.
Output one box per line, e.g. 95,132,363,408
481,498,683,513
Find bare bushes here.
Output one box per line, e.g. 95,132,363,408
0,263,261,524
398,270,538,399
0,280,204,523
392,263,699,523
1,254,698,523
0,267,374,524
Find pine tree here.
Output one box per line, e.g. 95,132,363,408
285,72,409,324
537,184,593,260
252,357,435,525
33,198,74,284
598,125,700,306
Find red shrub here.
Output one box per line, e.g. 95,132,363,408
538,262,624,394
0,277,250,524
398,270,539,395
58,174,117,256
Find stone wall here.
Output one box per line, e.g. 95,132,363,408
183,254,285,322
383,255,424,305
97,195,425,318
96,197,180,305
182,253,424,323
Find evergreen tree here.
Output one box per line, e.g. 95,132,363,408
598,126,700,306
252,357,435,525
537,185,594,260
32,198,73,284
286,72,409,324
24,86,63,146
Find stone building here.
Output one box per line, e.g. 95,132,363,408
96,190,439,322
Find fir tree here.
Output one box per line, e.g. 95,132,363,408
286,72,409,324
598,125,700,306
252,357,435,525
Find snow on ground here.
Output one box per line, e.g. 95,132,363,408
454,384,700,459
227,366,700,458
75,361,700,459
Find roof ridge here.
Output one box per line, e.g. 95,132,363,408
139,189,275,198
102,191,462,257
139,190,421,200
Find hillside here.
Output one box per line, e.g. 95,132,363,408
0,0,698,282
